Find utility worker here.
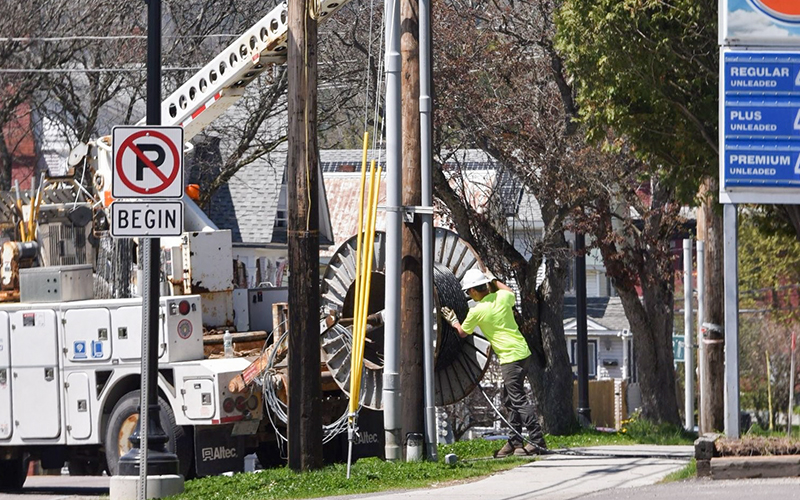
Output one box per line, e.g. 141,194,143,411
442,268,547,457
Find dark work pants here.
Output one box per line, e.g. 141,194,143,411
500,355,545,448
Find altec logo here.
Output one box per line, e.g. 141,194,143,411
201,446,238,461
750,0,800,23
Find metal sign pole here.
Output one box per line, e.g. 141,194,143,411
683,239,694,432
723,203,740,437
116,1,181,497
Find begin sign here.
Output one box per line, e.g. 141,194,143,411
111,201,183,237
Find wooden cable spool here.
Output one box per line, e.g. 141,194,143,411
320,227,492,409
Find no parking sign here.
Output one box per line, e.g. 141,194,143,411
112,126,184,199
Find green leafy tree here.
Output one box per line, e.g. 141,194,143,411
555,0,718,199
556,0,720,428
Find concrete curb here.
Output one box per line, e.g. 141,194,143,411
710,455,800,480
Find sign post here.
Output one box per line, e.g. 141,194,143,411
109,1,184,499
720,0,800,439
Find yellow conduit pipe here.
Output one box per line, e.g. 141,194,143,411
348,160,379,479
354,164,382,405
349,132,370,420
352,161,378,410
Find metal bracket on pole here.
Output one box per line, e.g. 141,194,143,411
401,205,434,223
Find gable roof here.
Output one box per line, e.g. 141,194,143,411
319,148,527,257
563,296,629,332
195,138,287,245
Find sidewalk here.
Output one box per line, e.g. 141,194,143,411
332,445,693,500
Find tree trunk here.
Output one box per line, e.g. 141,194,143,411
617,284,680,425
595,182,681,426
700,178,725,432
0,128,12,192
517,206,576,435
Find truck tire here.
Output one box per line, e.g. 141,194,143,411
0,456,28,491
104,391,194,478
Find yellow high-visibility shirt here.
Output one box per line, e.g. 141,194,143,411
461,289,530,364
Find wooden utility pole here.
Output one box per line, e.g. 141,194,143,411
400,0,424,456
698,178,725,433
287,0,322,471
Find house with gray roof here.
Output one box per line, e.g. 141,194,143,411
562,296,634,382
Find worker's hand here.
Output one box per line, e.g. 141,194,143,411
485,270,497,282
441,307,459,327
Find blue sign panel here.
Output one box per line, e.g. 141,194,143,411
724,99,800,139
724,53,800,95
724,143,800,187
723,51,800,194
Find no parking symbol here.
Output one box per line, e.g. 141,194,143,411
112,126,184,199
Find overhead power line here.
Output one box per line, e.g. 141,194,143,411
0,34,239,42
0,67,204,74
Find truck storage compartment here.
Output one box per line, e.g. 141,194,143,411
13,366,60,439
64,308,112,362
0,312,10,439
19,265,93,303
66,372,92,440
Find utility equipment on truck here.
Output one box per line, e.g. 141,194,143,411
0,0,359,489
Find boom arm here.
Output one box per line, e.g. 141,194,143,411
156,0,352,142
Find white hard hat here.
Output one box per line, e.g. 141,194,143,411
461,268,491,290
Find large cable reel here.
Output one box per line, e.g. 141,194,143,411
320,227,493,409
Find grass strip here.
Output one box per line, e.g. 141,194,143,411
171,420,695,500
173,456,526,500
659,458,696,483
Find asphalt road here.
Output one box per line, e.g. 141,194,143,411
6,462,800,500
579,477,800,500
0,475,108,500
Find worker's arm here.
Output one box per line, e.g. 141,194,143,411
493,279,512,292
451,320,469,338
441,307,469,338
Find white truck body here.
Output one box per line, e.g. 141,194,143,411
0,294,262,477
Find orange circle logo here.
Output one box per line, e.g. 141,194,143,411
751,0,800,22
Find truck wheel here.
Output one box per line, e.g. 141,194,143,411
104,391,194,478
0,456,28,491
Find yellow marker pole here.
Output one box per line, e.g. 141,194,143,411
350,132,370,413
355,164,381,399
347,133,370,479
353,161,378,407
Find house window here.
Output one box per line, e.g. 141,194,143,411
570,339,598,379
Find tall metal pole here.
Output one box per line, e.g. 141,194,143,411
696,240,706,433
287,0,322,471
683,239,694,431
400,0,424,460
117,2,179,497
575,233,591,425
418,0,437,461
382,0,404,462
723,203,740,437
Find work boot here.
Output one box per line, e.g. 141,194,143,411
521,442,547,456
494,442,519,458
